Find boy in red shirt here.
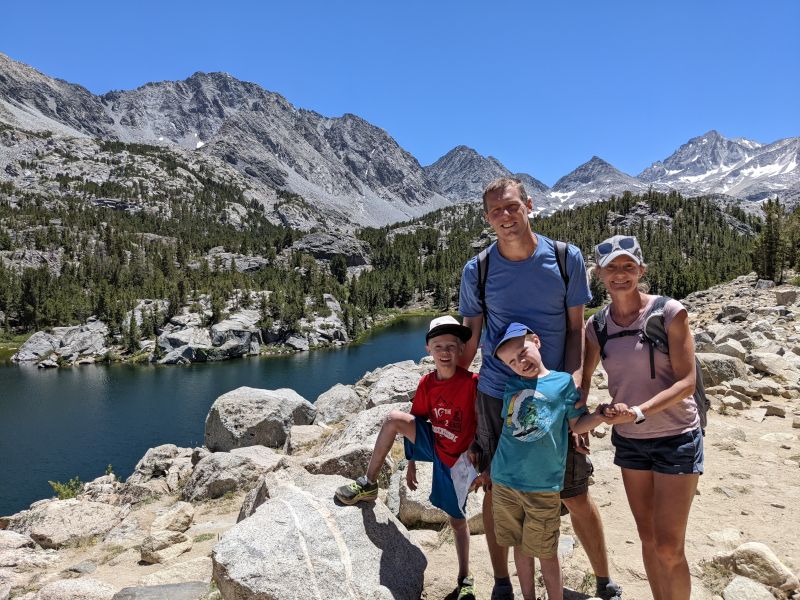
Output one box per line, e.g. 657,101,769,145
335,316,479,599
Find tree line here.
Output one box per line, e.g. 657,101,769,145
1,176,792,342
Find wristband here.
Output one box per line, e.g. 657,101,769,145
632,405,646,424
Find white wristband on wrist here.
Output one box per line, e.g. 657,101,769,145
632,405,646,424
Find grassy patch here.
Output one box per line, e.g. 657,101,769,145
193,533,216,543
99,544,127,564
0,332,32,362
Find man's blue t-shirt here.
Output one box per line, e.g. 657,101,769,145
459,234,591,398
491,371,587,492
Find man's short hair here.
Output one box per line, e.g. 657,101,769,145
482,177,528,212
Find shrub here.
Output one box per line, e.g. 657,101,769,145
48,476,83,499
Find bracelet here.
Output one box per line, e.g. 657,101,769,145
632,405,646,424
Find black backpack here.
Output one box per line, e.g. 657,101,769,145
476,239,570,331
591,295,710,430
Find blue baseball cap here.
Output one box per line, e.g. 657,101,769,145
493,322,534,357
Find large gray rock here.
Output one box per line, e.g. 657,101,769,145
150,502,194,533
236,475,271,523
33,578,116,599
204,386,316,451
11,331,60,362
158,326,212,352
697,353,748,386
722,576,774,600
714,339,747,360
138,557,212,586
321,402,411,454
314,384,365,425
714,541,799,591
302,445,394,486
209,309,262,354
182,452,268,502
713,324,748,345
0,531,34,550
775,289,798,306
355,360,427,390
53,319,109,361
12,319,109,364
126,445,193,498
212,472,426,600
112,582,210,600
365,366,420,408
746,352,796,381
5,499,127,549
228,446,286,471
140,530,192,564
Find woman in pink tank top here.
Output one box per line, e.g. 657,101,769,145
580,235,703,600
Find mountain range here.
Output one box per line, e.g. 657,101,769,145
0,51,797,228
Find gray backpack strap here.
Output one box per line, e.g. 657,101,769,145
476,247,491,331
554,240,569,290
592,306,611,359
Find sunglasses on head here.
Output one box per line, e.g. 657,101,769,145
596,236,637,256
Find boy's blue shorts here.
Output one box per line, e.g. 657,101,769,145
404,417,464,520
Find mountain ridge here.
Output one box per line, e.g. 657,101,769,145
1,52,798,224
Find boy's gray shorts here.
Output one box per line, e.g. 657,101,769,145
475,390,593,499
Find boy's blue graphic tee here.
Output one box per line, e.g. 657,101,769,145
491,371,586,492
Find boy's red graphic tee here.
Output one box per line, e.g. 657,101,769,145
411,367,478,467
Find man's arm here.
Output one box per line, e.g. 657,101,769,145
457,314,483,370
564,304,585,388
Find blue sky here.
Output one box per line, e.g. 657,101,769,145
2,1,798,186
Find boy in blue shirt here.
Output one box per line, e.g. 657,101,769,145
491,322,605,600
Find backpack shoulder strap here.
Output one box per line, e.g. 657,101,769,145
476,247,491,331
554,240,569,290
591,306,611,359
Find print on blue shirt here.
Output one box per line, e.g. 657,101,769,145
491,371,587,493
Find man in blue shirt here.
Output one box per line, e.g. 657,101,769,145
458,178,621,600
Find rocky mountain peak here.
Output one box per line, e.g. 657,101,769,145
639,130,759,183
553,156,637,191
424,145,548,204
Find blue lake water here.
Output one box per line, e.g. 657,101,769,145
0,316,430,516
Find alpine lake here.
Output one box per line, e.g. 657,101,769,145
0,316,431,516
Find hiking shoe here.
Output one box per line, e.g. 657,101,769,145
457,575,476,600
596,579,622,600
490,581,514,600
334,475,378,505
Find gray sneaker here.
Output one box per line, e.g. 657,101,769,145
596,579,622,600
334,475,378,505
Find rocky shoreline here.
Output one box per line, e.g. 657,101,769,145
1,275,799,599
9,294,433,369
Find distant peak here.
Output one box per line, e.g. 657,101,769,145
694,129,724,143
585,156,612,167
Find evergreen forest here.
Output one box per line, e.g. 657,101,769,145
1,174,797,345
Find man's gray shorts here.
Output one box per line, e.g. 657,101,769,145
475,390,593,499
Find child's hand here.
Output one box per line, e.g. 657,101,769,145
467,441,482,470
601,403,636,424
406,461,418,491
470,471,492,493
